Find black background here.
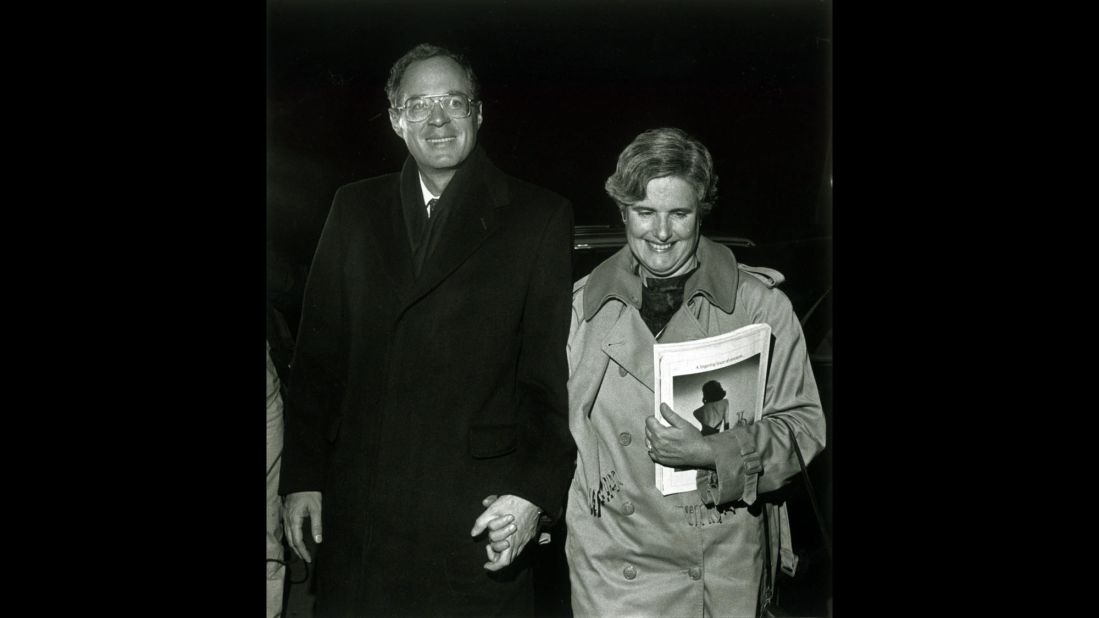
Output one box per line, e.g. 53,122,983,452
263,2,833,614
24,0,1043,615
267,0,831,271
262,2,833,616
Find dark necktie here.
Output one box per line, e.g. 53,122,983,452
412,198,438,277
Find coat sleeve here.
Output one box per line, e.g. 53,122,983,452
504,198,577,521
278,192,352,495
267,341,284,483
697,283,826,507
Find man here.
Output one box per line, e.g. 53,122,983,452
279,43,575,616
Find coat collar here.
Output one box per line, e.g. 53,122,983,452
396,146,509,308
581,237,742,393
581,235,741,322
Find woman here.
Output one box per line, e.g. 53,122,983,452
563,128,825,617
693,380,730,436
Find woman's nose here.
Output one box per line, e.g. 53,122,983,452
654,217,672,241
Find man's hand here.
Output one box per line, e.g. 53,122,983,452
283,491,323,563
470,494,541,571
645,403,717,469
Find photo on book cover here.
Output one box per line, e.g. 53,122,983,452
671,354,762,438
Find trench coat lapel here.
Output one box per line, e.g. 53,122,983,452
598,292,716,394
662,304,711,343
601,309,656,393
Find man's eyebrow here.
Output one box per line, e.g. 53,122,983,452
406,90,469,99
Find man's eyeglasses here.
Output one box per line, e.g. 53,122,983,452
393,94,477,123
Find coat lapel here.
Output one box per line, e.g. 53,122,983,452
363,160,419,306
406,182,500,306
662,303,711,343
601,309,657,393
399,150,506,310
599,295,715,394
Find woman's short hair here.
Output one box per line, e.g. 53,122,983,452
385,43,481,108
605,127,718,216
702,380,727,402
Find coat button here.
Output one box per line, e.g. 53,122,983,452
689,567,701,580
618,365,628,377
618,432,632,446
623,564,637,580
622,501,635,516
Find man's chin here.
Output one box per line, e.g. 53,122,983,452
419,153,466,170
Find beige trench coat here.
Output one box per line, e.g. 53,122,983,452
565,238,826,618
266,342,285,618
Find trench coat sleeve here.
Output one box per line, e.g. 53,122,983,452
266,340,285,534
502,199,576,520
698,284,826,507
278,193,352,495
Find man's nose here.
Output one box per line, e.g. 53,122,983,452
427,100,450,126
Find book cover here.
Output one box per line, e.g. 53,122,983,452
652,323,772,495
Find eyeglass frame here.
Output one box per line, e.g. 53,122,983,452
391,93,480,123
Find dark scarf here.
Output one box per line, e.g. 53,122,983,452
399,146,488,276
639,266,699,337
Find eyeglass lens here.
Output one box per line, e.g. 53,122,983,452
404,95,471,121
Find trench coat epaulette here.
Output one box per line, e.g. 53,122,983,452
737,263,785,288
569,263,785,300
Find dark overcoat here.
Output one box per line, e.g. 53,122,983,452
280,147,576,616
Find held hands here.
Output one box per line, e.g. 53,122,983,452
283,491,323,563
470,494,542,571
644,403,717,469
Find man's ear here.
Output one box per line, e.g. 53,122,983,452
475,101,484,127
388,109,404,137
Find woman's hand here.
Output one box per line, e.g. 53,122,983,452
644,403,717,469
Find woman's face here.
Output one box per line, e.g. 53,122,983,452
623,176,700,278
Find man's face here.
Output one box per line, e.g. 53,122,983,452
389,56,482,175
624,176,700,278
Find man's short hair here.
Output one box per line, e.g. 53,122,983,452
605,127,718,216
385,43,481,108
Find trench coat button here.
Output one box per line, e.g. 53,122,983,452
618,432,632,446
618,365,628,377
623,564,637,580
622,501,635,515
689,566,702,580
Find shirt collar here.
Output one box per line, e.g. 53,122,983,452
418,174,439,210
581,235,740,321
